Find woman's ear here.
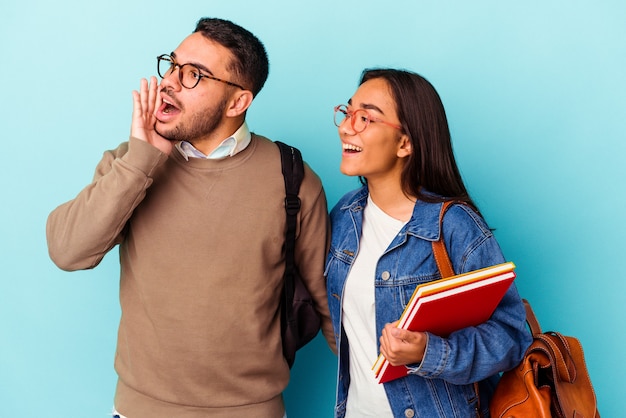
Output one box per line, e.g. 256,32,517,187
397,134,412,158
225,90,254,117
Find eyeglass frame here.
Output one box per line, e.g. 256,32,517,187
156,54,245,90
333,104,403,133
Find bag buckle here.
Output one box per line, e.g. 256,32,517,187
285,195,301,216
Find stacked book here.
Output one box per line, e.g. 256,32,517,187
373,262,517,384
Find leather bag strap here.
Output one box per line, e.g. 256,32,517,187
430,200,483,418
431,200,456,278
536,332,577,383
530,331,599,417
523,299,542,335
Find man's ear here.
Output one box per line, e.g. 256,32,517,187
225,90,254,117
397,134,412,158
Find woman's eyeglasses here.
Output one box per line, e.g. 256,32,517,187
333,104,402,133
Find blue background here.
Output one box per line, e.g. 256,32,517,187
2,0,624,416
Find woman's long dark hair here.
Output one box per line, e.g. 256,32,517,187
360,68,478,211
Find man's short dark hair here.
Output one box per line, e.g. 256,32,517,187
194,17,269,97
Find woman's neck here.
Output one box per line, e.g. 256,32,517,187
367,180,416,222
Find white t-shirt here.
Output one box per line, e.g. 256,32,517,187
342,196,406,418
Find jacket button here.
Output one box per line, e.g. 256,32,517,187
381,271,391,280
404,409,415,417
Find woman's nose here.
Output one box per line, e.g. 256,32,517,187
338,117,356,136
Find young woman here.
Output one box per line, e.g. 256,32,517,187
325,68,532,418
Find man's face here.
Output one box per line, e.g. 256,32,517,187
154,32,241,144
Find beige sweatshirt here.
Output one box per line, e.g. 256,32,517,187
46,135,334,418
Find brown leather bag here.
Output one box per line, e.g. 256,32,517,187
433,201,600,418
489,300,600,418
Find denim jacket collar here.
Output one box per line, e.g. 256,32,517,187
338,186,444,242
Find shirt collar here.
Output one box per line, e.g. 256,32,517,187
341,186,445,241
175,122,252,161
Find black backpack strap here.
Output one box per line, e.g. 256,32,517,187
276,141,304,333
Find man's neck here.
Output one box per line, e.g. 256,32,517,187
190,119,245,155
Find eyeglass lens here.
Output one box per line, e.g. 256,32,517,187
335,106,370,133
157,56,202,89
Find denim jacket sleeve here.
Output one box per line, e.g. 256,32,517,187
406,204,532,385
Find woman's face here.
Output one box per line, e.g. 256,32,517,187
337,78,410,181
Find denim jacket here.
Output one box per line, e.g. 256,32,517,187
325,187,532,418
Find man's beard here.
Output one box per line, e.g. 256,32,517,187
156,97,228,143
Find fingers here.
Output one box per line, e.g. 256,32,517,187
148,76,160,116
130,77,173,155
131,89,140,123
140,77,149,115
131,87,144,141
133,77,160,115
379,324,426,366
131,78,151,142
379,323,399,361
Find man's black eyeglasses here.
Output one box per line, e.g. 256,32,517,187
156,54,244,90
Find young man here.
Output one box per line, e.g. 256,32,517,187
46,17,334,418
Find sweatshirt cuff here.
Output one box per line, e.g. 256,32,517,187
123,137,169,176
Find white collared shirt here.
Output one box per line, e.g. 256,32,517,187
175,122,252,160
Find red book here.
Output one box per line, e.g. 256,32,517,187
373,262,516,384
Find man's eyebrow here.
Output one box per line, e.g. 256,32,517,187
170,51,214,75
